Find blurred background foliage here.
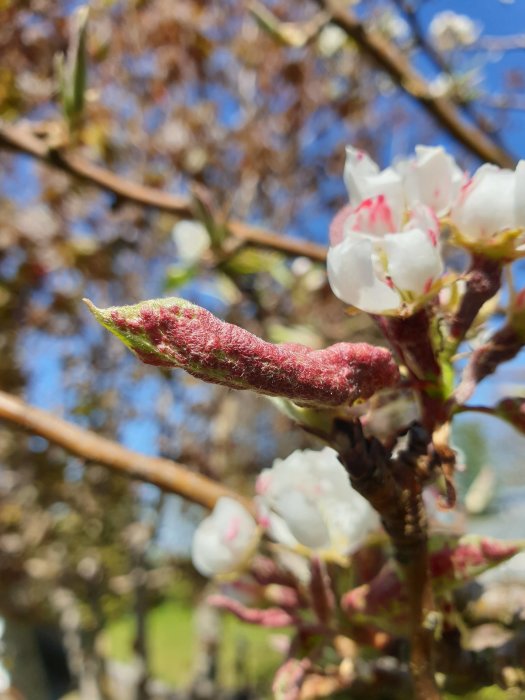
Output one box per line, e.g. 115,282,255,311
1,0,525,698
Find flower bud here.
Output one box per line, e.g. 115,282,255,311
191,497,258,577
257,447,379,557
450,162,525,255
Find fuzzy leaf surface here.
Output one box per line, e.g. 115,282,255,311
85,297,399,408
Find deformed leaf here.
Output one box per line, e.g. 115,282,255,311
85,296,399,409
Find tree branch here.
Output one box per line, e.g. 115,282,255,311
316,1,516,168
391,0,502,145
0,121,327,263
334,421,440,700
0,389,252,513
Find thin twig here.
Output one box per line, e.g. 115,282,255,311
391,0,502,144
0,121,327,263
316,0,516,168
0,389,252,513
474,35,525,52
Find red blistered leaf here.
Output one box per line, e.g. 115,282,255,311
85,297,399,408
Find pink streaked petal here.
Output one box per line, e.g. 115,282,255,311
451,165,516,240
406,203,440,247
329,204,354,245
346,195,397,235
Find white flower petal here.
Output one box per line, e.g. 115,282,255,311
451,165,517,240
382,228,443,295
172,220,210,263
272,490,331,549
327,235,401,313
191,497,257,577
514,160,525,228
344,146,379,202
322,496,380,555
265,511,301,549
398,146,462,216
257,448,379,556
344,147,404,227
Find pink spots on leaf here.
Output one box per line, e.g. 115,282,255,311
94,299,400,407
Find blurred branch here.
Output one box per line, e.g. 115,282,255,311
316,1,516,168
474,34,525,52
0,121,327,263
0,389,252,513
391,0,501,143
479,93,525,112
249,0,329,47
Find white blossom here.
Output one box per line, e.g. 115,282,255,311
378,10,410,43
317,24,347,57
395,145,464,217
429,11,481,52
171,219,210,263
327,196,443,314
191,497,258,577
256,447,379,557
344,144,463,217
450,162,525,244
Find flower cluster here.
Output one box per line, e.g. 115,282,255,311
191,447,379,577
327,145,525,315
428,10,481,52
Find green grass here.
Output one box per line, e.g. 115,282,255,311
104,600,524,698
103,598,285,692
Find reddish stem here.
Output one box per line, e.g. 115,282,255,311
450,255,502,345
